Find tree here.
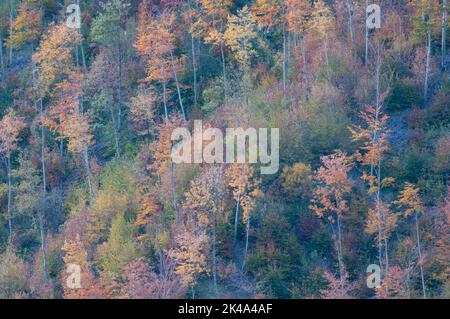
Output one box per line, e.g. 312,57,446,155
91,0,131,156
284,0,312,87
395,182,427,298
43,74,94,196
183,166,226,296
168,228,209,297
311,0,334,83
6,0,42,51
320,267,354,299
442,0,448,69
0,247,28,298
62,234,107,299
191,0,233,99
225,163,261,268
349,91,393,270
310,151,353,288
0,109,26,243
120,257,184,299
376,265,410,299
135,8,187,121
252,0,287,90
128,87,158,138
224,6,258,107
98,213,139,278
410,0,440,103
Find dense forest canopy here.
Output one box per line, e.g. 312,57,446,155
0,0,448,299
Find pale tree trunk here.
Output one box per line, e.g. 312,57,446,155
7,156,12,243
376,159,383,270
442,0,447,70
336,214,345,288
243,57,250,107
39,98,49,282
346,0,355,50
233,194,240,244
108,94,121,158
8,0,13,65
162,81,169,122
0,32,5,78
170,51,186,122
300,36,308,89
169,160,179,223
323,34,331,83
83,144,93,197
76,0,88,75
424,30,431,104
365,0,369,64
242,215,250,271
38,206,48,282
374,46,383,268
220,42,228,100
212,213,218,297
188,0,198,107
282,28,287,92
115,43,123,156
414,212,427,298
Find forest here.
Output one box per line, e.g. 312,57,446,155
0,0,448,299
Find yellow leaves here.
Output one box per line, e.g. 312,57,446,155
135,9,177,84
252,0,283,31
366,201,398,241
7,2,42,49
168,230,209,288
285,0,312,34
395,182,424,218
224,6,258,66
44,74,93,153
225,164,261,223
135,193,161,227
281,162,312,197
33,24,81,94
311,0,334,37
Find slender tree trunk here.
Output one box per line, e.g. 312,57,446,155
170,51,186,122
83,144,93,197
323,34,331,83
414,212,427,298
8,0,13,65
442,0,447,70
424,30,431,104
188,0,198,107
39,98,49,281
220,42,228,100
233,195,240,244
376,160,383,269
38,206,48,282
242,215,250,271
7,156,12,243
0,32,5,78
108,97,120,158
384,237,389,273
346,0,355,50
365,0,369,64
336,214,345,288
300,36,308,89
169,160,179,223
212,213,218,296
162,82,169,123
243,59,250,107
282,28,287,93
